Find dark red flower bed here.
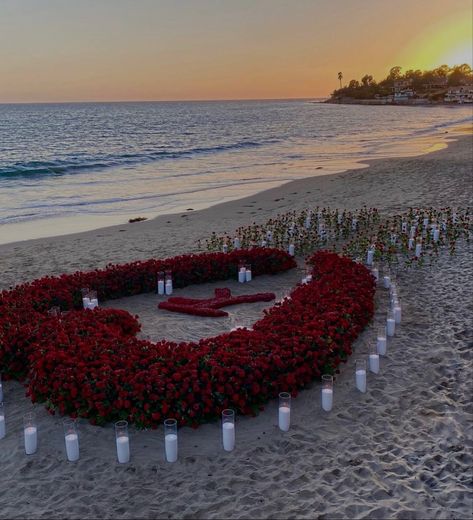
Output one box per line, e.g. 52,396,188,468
0,249,374,428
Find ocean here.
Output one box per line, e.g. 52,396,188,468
0,99,471,242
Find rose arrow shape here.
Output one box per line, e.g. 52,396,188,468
158,288,276,317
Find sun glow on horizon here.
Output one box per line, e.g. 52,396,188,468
395,14,472,71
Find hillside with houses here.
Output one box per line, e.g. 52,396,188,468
328,64,473,105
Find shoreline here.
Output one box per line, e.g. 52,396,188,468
0,134,472,519
0,123,470,247
0,133,471,290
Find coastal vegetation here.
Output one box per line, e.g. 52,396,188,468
329,64,473,102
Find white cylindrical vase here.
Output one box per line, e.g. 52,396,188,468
278,392,291,432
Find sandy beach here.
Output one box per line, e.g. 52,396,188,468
0,134,472,519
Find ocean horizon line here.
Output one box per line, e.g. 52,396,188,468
0,97,328,106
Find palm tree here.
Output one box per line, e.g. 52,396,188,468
338,72,343,89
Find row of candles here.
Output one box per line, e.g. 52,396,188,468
0,335,392,462
156,271,174,296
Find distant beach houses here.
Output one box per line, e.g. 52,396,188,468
328,64,473,105
444,86,473,104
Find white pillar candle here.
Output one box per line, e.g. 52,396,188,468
222,244,228,253
238,268,246,283
415,242,422,257
401,221,407,233
423,217,429,227
233,238,240,249
306,274,313,282
288,244,295,256
337,213,343,224
321,388,333,412
386,316,396,337
410,226,416,238
165,280,173,295
266,231,272,241
356,369,367,393
304,218,311,229
261,239,267,247
165,434,178,462
65,433,80,462
82,297,90,309
222,422,235,451
394,305,402,324
351,218,357,230
301,277,308,284
377,335,387,356
157,280,165,295
366,249,374,266
89,298,98,309
24,426,37,455
245,269,252,282
383,275,391,289
408,237,414,250
116,435,130,463
369,353,380,374
433,228,440,242
278,406,291,432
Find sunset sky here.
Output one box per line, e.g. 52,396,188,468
0,0,472,103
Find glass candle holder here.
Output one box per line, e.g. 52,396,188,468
288,244,295,257
24,412,37,455
278,392,291,432
63,418,80,462
164,418,178,462
377,326,387,355
222,242,228,253
415,239,422,257
382,268,391,289
165,271,173,295
366,248,374,266
233,237,240,249
87,290,98,309
156,271,165,295
393,298,402,324
115,420,130,464
81,287,91,309
0,402,5,440
222,409,235,452
386,310,396,337
369,345,380,374
245,264,252,282
355,359,367,393
321,375,333,412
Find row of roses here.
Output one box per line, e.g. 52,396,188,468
0,249,374,428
